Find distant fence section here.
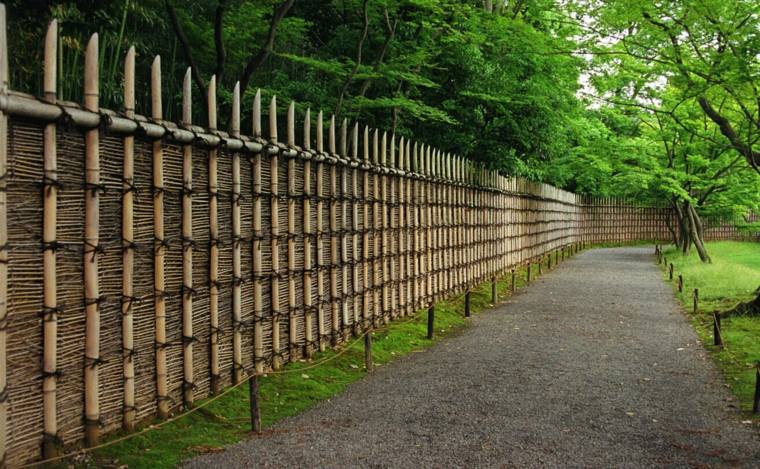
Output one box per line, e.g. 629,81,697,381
0,11,754,467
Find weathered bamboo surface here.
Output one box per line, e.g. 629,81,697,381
0,18,756,468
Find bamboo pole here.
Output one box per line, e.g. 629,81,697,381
180,67,194,408
287,101,298,360
349,123,358,336
315,113,327,352
387,134,395,320
83,33,101,447
252,89,264,373
122,45,137,431
231,82,243,383
397,137,406,317
362,127,371,330
41,20,59,460
152,56,170,419
329,121,339,344
375,131,384,325
303,108,314,358
270,96,282,370
208,76,221,391
339,130,350,339
0,6,7,464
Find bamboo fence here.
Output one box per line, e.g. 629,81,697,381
0,12,755,467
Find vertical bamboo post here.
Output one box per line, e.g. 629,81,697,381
0,6,7,463
231,83,243,383
329,121,340,345
349,123,358,336
0,8,8,466
287,101,298,360
362,126,371,332
373,130,382,326
208,76,221,390
252,90,264,373
397,137,406,317
270,96,282,369
180,68,194,408
303,108,314,358
464,291,471,317
379,131,388,325
387,134,396,320
152,56,169,419
42,20,59,460
338,128,350,338
315,114,328,351
83,33,101,447
122,45,137,431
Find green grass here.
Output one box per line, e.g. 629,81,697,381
84,249,580,469
660,241,760,413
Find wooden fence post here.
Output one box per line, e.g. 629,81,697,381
713,312,723,347
668,263,674,281
249,374,261,433
303,108,314,358
527,263,531,284
122,45,137,431
692,288,698,314
152,56,170,419
269,96,282,370
83,33,101,448
252,90,264,373
491,277,497,304
677,274,683,292
287,102,298,360
41,20,59,459
465,290,471,317
427,305,435,340
180,67,194,408
231,83,243,382
0,6,7,463
364,330,373,372
753,363,760,414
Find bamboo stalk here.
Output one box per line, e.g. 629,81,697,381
122,45,136,431
41,20,59,460
374,130,383,325
303,108,314,358
152,56,169,420
252,89,264,374
397,137,406,317
329,121,339,345
83,33,101,447
231,82,242,383
270,96,282,370
362,126,370,331
348,123,357,337
315,113,326,352
287,101,297,360
0,6,7,465
180,67,194,408
208,76,220,391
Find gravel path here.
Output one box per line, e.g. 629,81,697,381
185,247,760,468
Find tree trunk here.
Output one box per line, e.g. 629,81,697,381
686,202,711,263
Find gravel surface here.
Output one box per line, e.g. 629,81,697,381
185,247,760,468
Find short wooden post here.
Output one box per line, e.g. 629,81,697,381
527,263,531,284
548,252,552,269
668,263,674,281
491,277,497,304
510,269,516,293
753,363,760,414
464,291,471,318
364,330,373,372
538,257,542,275
677,274,683,292
713,312,723,347
693,288,698,314
427,305,435,340
83,32,101,448
249,374,261,433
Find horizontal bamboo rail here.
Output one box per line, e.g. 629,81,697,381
0,14,756,467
